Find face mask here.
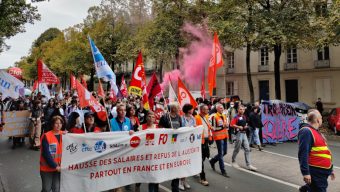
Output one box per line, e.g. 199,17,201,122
75,123,82,128
230,105,234,108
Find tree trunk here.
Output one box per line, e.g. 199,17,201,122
246,43,255,103
273,43,282,100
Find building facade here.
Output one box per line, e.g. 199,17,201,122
215,46,340,109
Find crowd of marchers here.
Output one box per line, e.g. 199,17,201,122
0,91,280,192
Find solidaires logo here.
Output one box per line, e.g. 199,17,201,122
94,140,106,153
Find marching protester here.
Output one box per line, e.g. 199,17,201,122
158,103,182,192
65,99,80,118
230,105,257,171
84,112,101,133
248,106,263,151
29,100,43,151
40,116,64,192
195,104,213,186
140,110,158,130
0,93,4,133
43,98,56,132
110,104,133,133
298,109,335,192
227,101,237,144
179,104,196,190
209,103,230,177
126,104,140,132
67,112,84,134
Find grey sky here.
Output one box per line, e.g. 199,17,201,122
0,0,101,69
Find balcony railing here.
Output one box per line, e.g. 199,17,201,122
284,63,298,70
314,60,330,68
226,68,235,73
258,65,269,72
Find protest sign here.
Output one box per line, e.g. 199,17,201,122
61,127,202,192
260,100,301,143
0,110,30,137
0,70,25,99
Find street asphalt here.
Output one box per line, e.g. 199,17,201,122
0,137,339,192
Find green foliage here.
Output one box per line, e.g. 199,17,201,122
0,0,40,52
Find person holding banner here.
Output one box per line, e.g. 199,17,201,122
179,104,196,190
158,103,182,192
195,104,213,186
40,116,64,192
126,105,140,132
298,109,335,192
230,105,257,171
29,100,43,151
110,104,133,134
67,112,84,134
0,93,4,132
209,103,230,177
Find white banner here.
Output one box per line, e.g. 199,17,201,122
0,70,24,99
61,127,202,192
0,110,30,137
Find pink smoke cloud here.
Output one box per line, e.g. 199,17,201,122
160,69,181,91
160,23,213,92
180,23,213,86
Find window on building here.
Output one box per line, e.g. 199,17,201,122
227,52,235,69
260,47,269,66
317,46,330,60
315,78,331,102
226,81,234,96
287,47,297,63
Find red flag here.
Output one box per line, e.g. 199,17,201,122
80,75,87,89
208,32,224,96
97,80,105,98
120,75,128,97
74,76,107,121
32,80,39,92
201,71,206,100
37,59,60,84
128,51,149,110
146,73,162,110
70,73,76,90
177,78,198,109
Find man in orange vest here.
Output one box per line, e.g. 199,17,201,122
195,104,213,186
298,109,335,192
209,103,230,177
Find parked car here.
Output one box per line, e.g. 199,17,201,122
328,108,340,135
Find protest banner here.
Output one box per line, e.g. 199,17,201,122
61,127,203,192
260,100,301,143
0,110,30,137
0,70,25,99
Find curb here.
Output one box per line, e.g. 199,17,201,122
325,135,340,142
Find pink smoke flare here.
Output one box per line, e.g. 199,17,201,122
160,69,181,91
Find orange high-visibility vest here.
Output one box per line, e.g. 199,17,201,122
40,130,63,172
195,114,213,144
302,126,332,169
211,113,228,140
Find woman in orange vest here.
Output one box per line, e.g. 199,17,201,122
40,116,64,192
195,104,213,186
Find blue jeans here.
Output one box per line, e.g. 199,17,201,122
210,139,228,173
249,127,261,145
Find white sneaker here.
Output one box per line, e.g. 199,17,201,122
179,182,185,191
248,165,257,171
232,162,240,169
184,181,191,189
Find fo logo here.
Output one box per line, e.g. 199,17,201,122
130,136,141,148
94,140,106,153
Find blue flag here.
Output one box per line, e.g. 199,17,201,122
89,36,118,94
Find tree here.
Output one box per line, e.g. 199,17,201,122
0,0,40,53
33,28,62,47
209,0,258,103
255,0,328,100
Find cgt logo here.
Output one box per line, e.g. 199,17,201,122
81,143,92,152
94,141,106,153
66,143,78,154
130,136,141,148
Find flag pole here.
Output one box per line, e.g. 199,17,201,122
81,107,87,133
161,87,174,130
101,79,112,132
